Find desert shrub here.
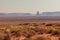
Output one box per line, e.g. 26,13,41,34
23,23,30,25
30,26,49,34
35,37,51,40
26,31,35,38
4,35,10,40
38,29,46,34
22,29,35,38
15,26,36,38
0,35,4,40
51,30,60,36
0,31,10,40
45,30,53,34
18,24,23,26
46,24,52,26
41,23,46,25
43,26,55,34
58,37,60,40
0,32,10,40
30,27,44,34
32,24,38,26
31,23,38,26
32,27,40,32
11,30,20,37
23,38,33,40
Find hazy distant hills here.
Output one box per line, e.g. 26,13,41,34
0,12,60,20
0,13,33,17
40,12,60,16
0,12,60,16
0,13,31,15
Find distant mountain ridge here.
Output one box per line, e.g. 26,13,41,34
0,13,31,15
0,13,33,17
40,12,60,16
0,12,60,16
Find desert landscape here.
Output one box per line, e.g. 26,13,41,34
0,16,60,40
0,0,60,40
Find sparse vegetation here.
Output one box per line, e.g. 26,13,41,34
35,37,51,40
0,22,60,40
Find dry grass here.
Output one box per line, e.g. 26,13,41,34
0,22,60,40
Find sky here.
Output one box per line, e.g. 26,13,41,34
0,0,60,13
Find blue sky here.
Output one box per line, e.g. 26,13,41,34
0,0,60,13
